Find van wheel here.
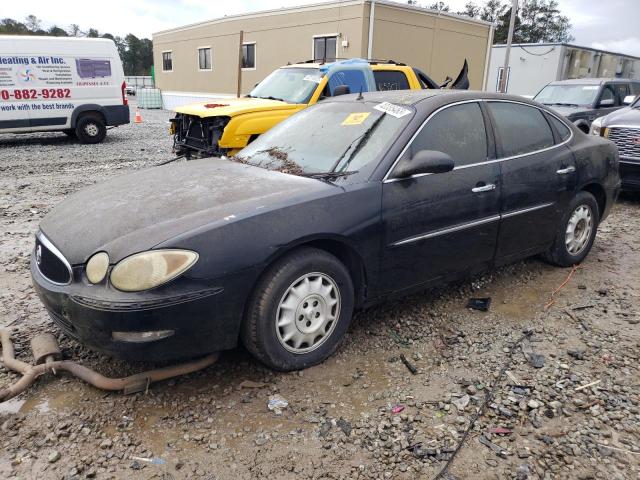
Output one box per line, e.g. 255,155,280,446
76,114,106,144
241,247,354,371
543,191,599,267
63,129,77,138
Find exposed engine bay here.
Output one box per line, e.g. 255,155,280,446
170,114,230,158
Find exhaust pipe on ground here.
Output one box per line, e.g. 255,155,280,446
0,328,219,402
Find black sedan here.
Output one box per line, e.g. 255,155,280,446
31,90,620,371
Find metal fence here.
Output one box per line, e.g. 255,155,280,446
124,76,154,88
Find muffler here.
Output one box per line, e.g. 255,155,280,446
0,328,219,402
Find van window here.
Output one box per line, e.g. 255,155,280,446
488,102,554,157
162,52,173,72
374,71,410,91
409,102,487,167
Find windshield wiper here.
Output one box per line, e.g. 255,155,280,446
255,95,287,102
301,170,358,179
545,102,580,107
326,113,386,174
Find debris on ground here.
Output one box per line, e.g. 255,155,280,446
466,297,492,312
267,394,289,415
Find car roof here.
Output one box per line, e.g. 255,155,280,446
548,78,639,86
326,89,537,108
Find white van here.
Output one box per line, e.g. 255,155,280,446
0,36,129,143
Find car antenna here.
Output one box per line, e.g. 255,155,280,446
356,86,364,100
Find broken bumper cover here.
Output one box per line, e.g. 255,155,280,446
31,255,244,362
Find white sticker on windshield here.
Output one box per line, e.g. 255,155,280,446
582,86,599,90
303,75,322,83
374,101,412,118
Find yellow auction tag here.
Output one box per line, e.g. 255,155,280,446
342,112,370,125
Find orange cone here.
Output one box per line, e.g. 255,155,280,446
134,108,142,123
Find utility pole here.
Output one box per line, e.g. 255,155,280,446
499,0,518,93
237,30,244,98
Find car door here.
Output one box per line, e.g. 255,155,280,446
379,101,501,293
486,101,577,263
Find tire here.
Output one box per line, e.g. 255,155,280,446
75,114,106,144
63,129,77,138
241,247,354,371
543,191,599,267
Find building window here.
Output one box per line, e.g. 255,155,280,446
495,66,510,92
242,43,256,70
162,51,172,72
313,36,337,62
198,47,211,70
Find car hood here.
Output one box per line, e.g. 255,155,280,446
602,106,640,126
39,159,334,265
174,97,300,118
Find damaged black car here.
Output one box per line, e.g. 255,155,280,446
32,90,620,371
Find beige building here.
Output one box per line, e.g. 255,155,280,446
152,0,493,108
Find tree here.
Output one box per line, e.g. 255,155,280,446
428,1,450,11
518,0,573,43
68,24,81,36
48,25,69,37
24,15,41,32
457,2,481,18
0,18,29,35
86,28,100,38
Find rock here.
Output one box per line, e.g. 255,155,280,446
99,439,113,449
528,399,542,409
452,394,470,411
48,450,61,463
526,353,545,368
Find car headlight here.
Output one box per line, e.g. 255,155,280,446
590,117,603,136
86,252,109,284
110,250,198,292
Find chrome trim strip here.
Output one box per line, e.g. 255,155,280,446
36,231,73,286
391,202,554,247
501,202,554,219
391,215,500,246
606,124,640,129
383,98,574,183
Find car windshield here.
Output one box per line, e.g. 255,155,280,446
236,101,412,176
248,67,323,104
534,84,600,106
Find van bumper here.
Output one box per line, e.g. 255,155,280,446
104,105,130,126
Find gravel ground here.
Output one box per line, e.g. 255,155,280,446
0,103,639,479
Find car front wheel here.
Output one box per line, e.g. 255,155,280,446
241,247,354,371
544,191,599,267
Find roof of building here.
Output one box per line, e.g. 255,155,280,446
153,0,491,37
492,42,640,62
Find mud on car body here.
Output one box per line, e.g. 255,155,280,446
169,58,467,158
32,90,619,371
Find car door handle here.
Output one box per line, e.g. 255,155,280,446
556,166,576,175
472,183,496,193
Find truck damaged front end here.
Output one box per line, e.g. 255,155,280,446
170,113,230,158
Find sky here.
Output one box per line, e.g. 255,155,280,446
4,0,640,57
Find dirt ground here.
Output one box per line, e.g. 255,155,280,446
0,105,639,480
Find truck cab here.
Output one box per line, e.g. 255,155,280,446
170,59,444,158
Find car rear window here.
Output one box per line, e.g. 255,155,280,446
547,114,571,142
488,102,554,157
373,71,410,91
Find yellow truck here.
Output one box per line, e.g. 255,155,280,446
169,59,467,158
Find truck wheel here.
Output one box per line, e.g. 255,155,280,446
76,114,106,144
543,191,599,267
241,247,354,371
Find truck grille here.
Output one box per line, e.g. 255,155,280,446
35,233,72,285
607,127,640,160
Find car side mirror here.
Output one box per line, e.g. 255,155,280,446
332,85,350,96
394,150,455,178
623,95,636,105
599,98,615,107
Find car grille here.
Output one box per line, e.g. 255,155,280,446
35,234,72,284
48,309,79,340
607,127,640,160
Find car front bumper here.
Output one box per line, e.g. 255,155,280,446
31,253,247,362
620,158,640,191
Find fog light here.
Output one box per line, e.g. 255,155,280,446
112,330,175,343
86,252,109,284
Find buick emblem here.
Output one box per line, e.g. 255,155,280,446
36,245,42,265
